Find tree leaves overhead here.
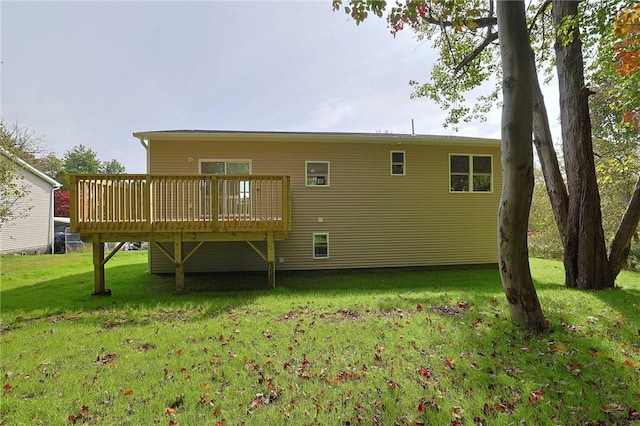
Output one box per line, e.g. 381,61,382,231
332,0,549,128
333,1,637,133
613,3,640,76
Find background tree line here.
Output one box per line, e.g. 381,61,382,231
0,119,125,220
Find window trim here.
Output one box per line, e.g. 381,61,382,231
390,150,406,176
305,161,330,187
198,159,253,218
199,159,252,175
312,232,329,259
449,154,493,193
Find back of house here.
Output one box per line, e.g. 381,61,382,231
137,130,501,274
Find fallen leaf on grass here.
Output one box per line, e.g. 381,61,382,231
386,378,399,389
473,416,488,426
249,390,280,410
601,403,626,414
451,405,465,419
68,405,89,423
484,400,516,414
418,368,432,378
529,390,544,404
330,370,366,384
165,394,184,414
374,345,384,362
138,343,156,351
96,353,117,364
123,390,133,396
601,401,640,421
432,304,467,316
339,308,361,319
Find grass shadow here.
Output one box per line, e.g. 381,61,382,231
0,263,267,320
275,266,506,295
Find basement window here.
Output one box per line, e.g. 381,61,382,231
313,233,329,259
306,161,330,187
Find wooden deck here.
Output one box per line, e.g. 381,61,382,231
70,174,291,294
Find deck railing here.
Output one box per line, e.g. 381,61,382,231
70,174,291,234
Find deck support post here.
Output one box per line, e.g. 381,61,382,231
267,232,276,289
91,240,111,296
174,235,185,294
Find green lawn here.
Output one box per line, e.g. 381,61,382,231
1,251,638,425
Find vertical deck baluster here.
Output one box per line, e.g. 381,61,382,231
145,176,151,232
87,180,93,228
97,179,102,227
161,178,167,227
110,178,115,229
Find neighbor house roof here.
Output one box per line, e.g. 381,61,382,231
132,130,500,147
0,147,62,189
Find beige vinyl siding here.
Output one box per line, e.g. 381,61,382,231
147,135,500,273
0,168,55,254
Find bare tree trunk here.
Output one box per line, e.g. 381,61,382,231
496,0,547,331
553,0,613,289
608,176,640,279
532,61,569,246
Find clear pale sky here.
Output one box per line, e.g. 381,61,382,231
1,1,558,173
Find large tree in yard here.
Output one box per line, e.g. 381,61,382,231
553,1,612,289
334,0,640,291
495,1,546,329
334,0,547,329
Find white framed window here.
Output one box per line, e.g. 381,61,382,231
313,233,329,259
306,161,330,187
391,151,405,175
200,160,251,175
199,160,252,216
449,154,492,192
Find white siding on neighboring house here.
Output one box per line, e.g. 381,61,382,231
0,150,61,254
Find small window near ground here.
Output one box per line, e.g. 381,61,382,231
313,233,329,259
306,161,330,187
450,154,492,192
391,151,405,175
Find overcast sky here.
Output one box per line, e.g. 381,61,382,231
1,1,559,174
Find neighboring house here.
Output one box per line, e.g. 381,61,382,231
70,130,501,294
0,148,61,254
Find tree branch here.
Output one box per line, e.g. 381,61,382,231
529,0,552,33
454,31,499,74
424,15,497,28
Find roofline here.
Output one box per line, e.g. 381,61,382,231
0,147,62,189
132,130,500,146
